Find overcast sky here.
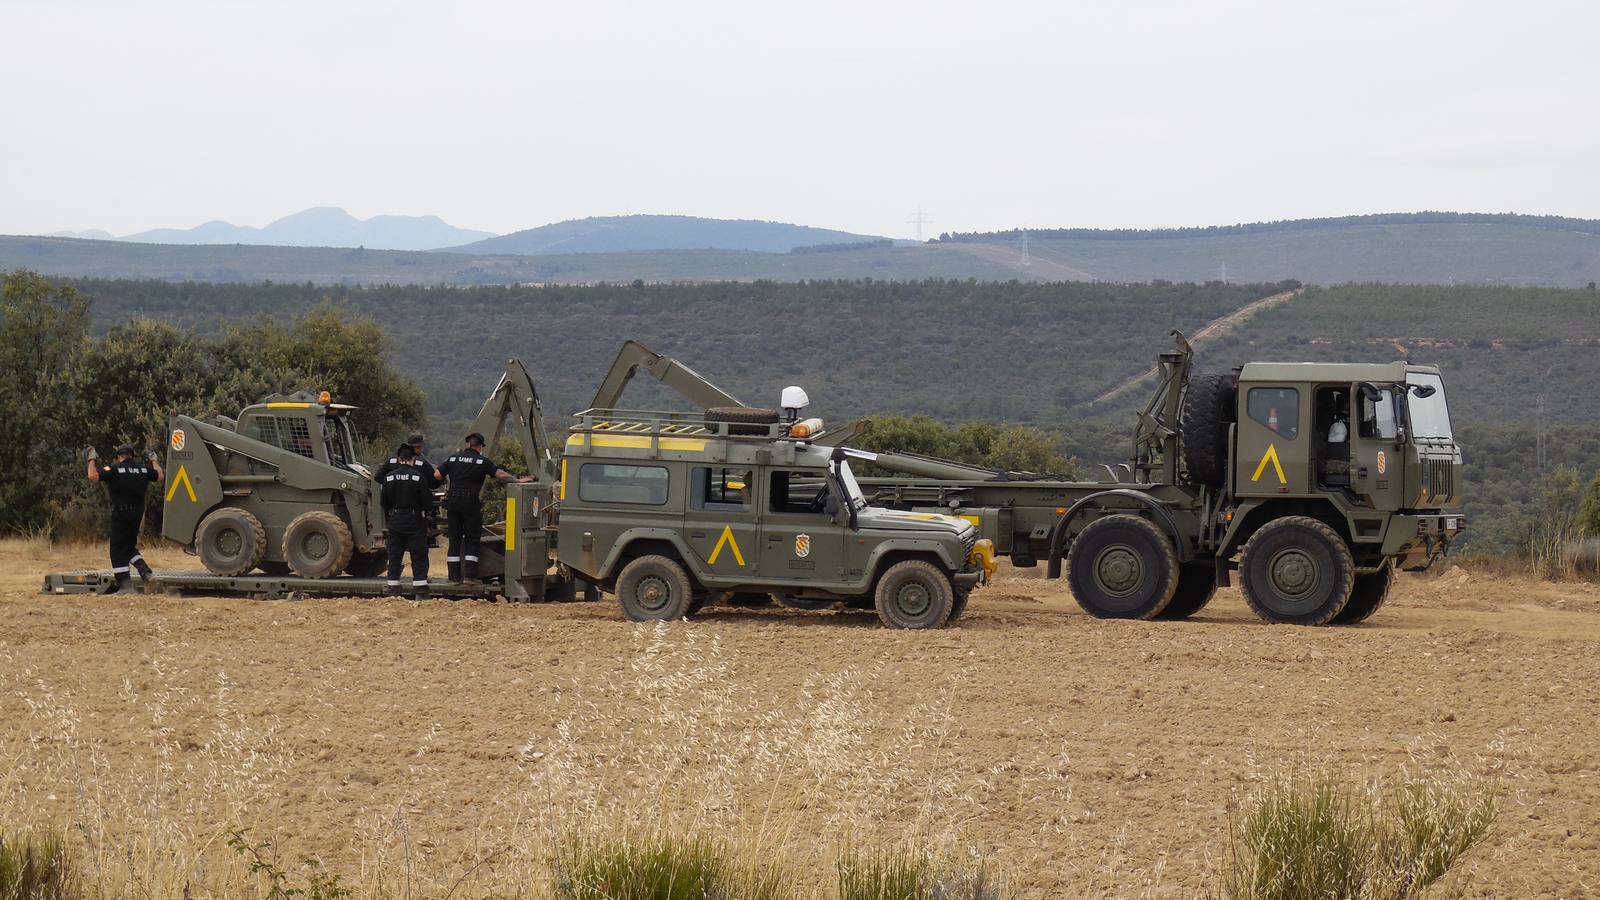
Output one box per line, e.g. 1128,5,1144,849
4,0,1595,239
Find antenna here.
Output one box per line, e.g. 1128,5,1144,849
908,206,932,242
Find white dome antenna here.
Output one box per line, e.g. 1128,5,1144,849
780,386,810,421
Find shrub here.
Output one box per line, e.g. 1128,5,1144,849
553,831,790,900
0,829,77,900
837,846,1006,900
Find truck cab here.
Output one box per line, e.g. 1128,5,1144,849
556,407,993,628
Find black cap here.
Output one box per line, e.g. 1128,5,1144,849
465,432,486,447
407,433,426,446
114,443,135,455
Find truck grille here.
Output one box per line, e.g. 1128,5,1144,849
1421,456,1455,505
961,531,977,565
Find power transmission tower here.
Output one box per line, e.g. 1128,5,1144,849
1020,230,1030,267
1536,395,1548,472
908,207,932,242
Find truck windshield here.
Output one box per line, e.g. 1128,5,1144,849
1405,373,1453,441
327,416,361,469
836,460,869,511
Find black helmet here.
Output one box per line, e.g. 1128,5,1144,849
114,443,135,456
465,432,486,447
407,433,426,446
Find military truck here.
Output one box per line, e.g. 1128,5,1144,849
857,334,1465,625
555,406,996,628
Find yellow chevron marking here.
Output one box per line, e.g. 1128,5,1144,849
1251,443,1287,484
164,465,197,503
707,525,746,567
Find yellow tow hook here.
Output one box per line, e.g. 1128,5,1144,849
969,539,998,584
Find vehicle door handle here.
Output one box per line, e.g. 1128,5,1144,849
767,535,784,542
1357,468,1368,477
690,530,706,539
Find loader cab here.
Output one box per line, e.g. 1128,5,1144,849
236,393,364,474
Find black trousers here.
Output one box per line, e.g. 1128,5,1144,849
108,508,147,576
446,501,483,569
385,509,430,590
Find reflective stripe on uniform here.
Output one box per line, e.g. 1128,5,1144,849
446,556,460,562
412,580,429,587
111,566,130,574
129,555,144,565
386,581,401,587
464,555,478,562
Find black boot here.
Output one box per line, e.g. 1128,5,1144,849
133,558,155,591
109,572,132,594
413,583,431,602
447,560,462,583
463,559,479,584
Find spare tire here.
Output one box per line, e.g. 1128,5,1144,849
705,406,780,436
1182,373,1235,487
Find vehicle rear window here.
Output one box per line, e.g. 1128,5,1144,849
578,463,669,505
1246,387,1299,439
690,467,750,510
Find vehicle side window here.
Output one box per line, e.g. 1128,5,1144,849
769,470,830,514
251,415,316,458
1246,387,1299,439
578,463,669,505
690,467,751,510
1359,389,1398,440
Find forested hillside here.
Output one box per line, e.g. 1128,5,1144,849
59,276,1599,553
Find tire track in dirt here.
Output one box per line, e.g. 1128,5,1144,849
1089,287,1303,406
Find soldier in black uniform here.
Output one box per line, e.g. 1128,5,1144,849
86,443,165,592
381,442,439,600
437,432,528,583
375,432,439,482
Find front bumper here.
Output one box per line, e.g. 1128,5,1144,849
1387,513,1466,571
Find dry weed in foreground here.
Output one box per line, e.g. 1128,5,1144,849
1223,765,1497,900
552,829,790,900
836,844,1008,900
0,828,77,899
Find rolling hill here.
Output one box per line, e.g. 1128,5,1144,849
50,207,496,251
444,214,891,255
6,212,1600,286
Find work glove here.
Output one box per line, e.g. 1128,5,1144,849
147,450,160,463
85,446,98,461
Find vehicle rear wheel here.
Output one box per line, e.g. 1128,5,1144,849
195,507,267,576
282,511,354,578
1239,516,1354,625
949,584,973,621
1332,563,1394,625
1156,562,1219,620
343,550,387,579
1066,514,1179,619
616,555,694,621
873,559,954,629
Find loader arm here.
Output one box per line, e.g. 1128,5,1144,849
590,339,745,411
468,359,559,483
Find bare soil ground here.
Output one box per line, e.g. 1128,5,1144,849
3,540,1598,897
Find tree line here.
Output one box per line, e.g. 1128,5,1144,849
933,211,1600,243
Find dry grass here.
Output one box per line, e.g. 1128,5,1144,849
0,828,76,900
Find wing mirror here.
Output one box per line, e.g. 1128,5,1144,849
1409,384,1437,398
824,493,840,518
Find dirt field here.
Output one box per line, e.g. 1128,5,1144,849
3,539,1598,897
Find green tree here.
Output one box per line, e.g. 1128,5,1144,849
988,425,1080,476
1578,471,1600,537
0,271,90,533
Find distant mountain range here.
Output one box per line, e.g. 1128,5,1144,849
444,214,894,255
49,207,496,252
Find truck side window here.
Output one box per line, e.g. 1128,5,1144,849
690,467,750,510
578,463,669,505
1359,389,1398,440
1246,387,1299,439
769,470,829,514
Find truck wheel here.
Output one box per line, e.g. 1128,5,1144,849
195,507,267,576
705,406,780,436
282,511,355,578
1156,562,1218,620
1182,373,1234,488
873,559,954,629
1239,516,1354,625
949,584,973,621
616,555,694,621
344,550,387,579
1066,514,1178,619
1332,564,1394,625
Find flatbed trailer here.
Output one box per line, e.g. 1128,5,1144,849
41,569,528,601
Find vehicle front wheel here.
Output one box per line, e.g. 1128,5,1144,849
195,507,267,576
1331,563,1393,625
873,560,954,629
282,510,355,578
1239,516,1354,625
1065,514,1179,619
615,555,695,622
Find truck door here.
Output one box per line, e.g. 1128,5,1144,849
1351,384,1402,504
759,468,843,583
684,465,759,582
1235,384,1311,496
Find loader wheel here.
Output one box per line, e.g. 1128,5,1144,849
195,507,267,576
705,406,780,436
344,550,387,579
1182,373,1234,488
1239,516,1354,625
1066,514,1178,619
1156,562,1219,620
616,555,694,621
1332,563,1394,625
282,511,355,578
874,560,954,629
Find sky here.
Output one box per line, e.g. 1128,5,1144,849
4,0,1596,240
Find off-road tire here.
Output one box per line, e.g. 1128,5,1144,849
705,406,780,436
686,595,708,616
949,584,973,621
616,555,695,621
1182,373,1234,488
1066,514,1179,619
1239,516,1354,625
873,559,954,629
1157,562,1219,620
282,511,355,579
344,550,387,579
195,507,267,576
1332,563,1394,625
